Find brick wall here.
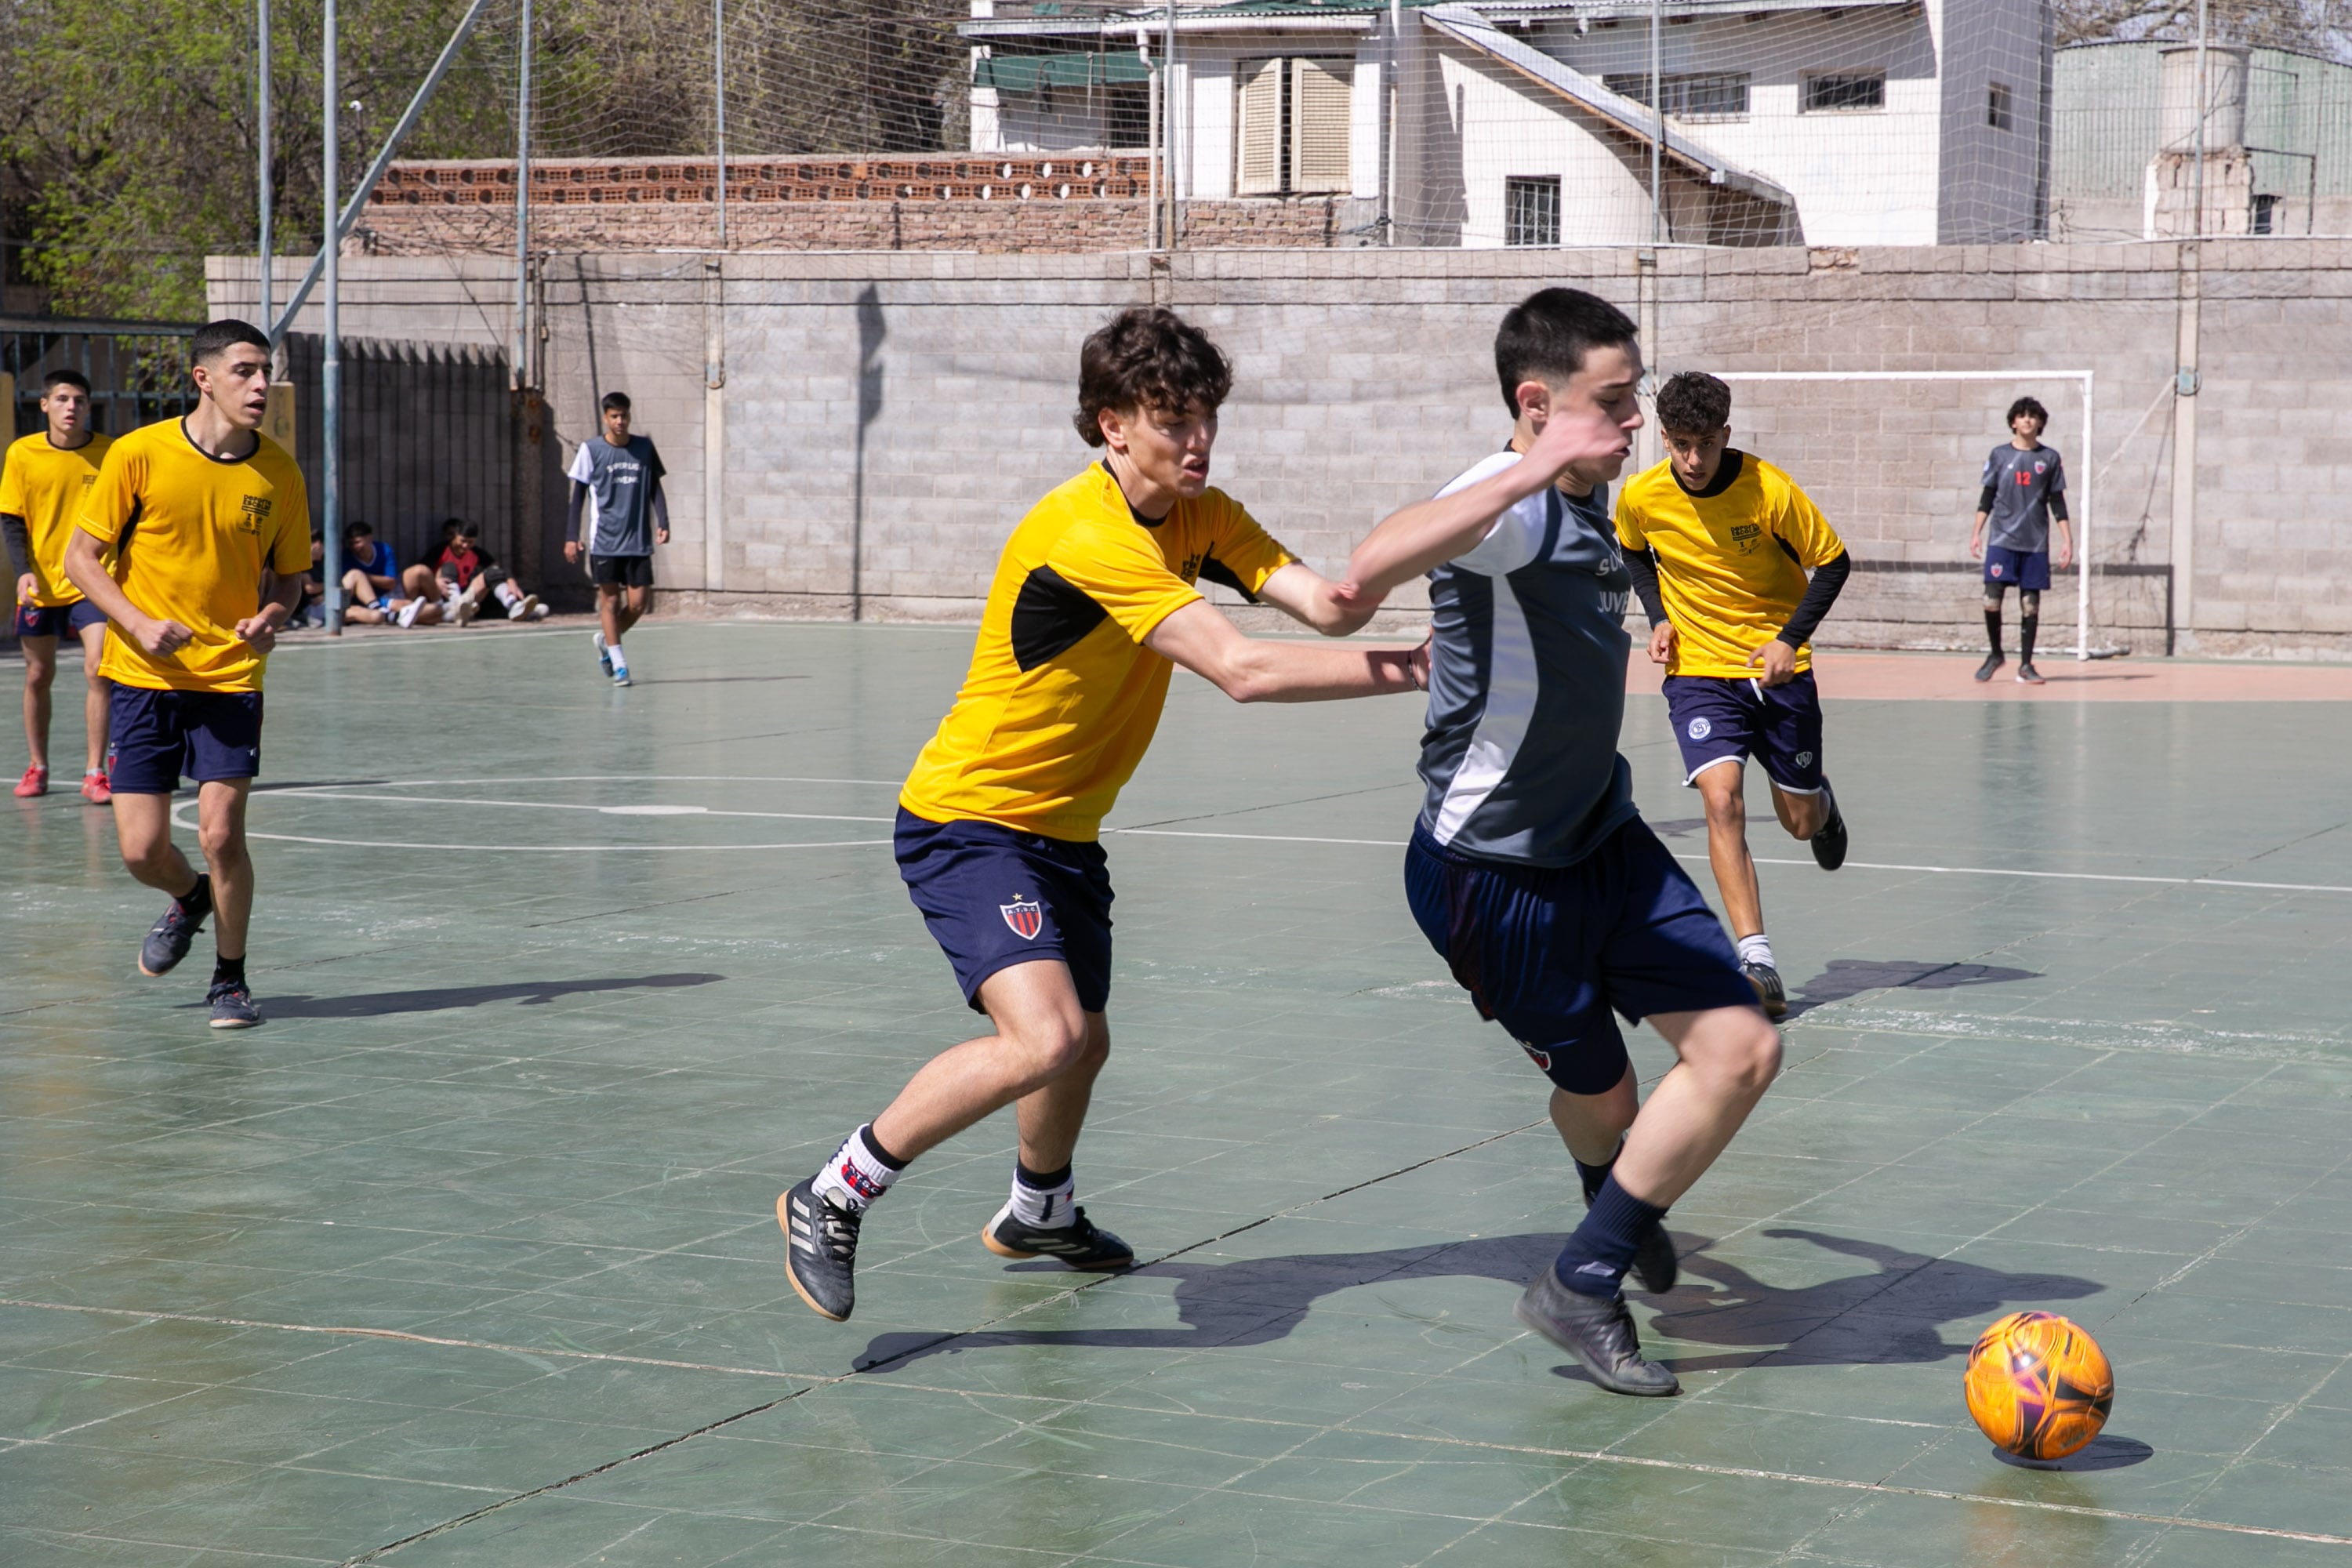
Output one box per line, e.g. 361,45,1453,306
360,158,1349,256
214,241,2352,659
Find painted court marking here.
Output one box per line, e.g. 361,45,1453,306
196,777,2352,894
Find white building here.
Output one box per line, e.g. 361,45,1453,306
963,0,2056,248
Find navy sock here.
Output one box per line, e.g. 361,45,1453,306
1553,1174,1667,1298
179,874,212,919
1984,608,2003,655
2019,615,2039,664
1573,1154,1615,1205
211,955,245,987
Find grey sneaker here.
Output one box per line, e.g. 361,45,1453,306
140,885,209,976
982,1202,1134,1269
1514,1267,1680,1397
207,979,261,1029
780,1178,860,1322
1743,960,1788,1018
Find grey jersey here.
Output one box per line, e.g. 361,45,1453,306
568,435,666,557
1417,449,1639,868
1980,444,2064,553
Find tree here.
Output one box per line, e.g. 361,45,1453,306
2056,0,2352,59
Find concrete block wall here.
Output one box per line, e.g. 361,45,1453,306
211,238,2352,657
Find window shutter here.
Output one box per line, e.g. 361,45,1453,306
1236,58,1285,195
1290,58,1352,192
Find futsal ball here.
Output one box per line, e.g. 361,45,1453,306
1963,1311,2114,1461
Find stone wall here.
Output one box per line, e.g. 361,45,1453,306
212,239,2352,658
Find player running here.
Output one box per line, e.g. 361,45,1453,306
1613,372,1851,1016
564,391,667,687
780,307,1427,1323
62,321,310,1029
1341,292,1783,1398
4,369,114,802
1969,397,2071,684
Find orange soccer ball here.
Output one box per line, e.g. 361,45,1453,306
1963,1311,2115,1461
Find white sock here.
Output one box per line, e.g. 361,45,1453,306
608,643,629,672
1737,933,1775,969
811,1124,903,1213
495,582,522,608
1007,1164,1077,1229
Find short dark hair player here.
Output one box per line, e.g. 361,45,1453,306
1969,397,2071,684
63,321,310,1028
1615,371,1853,1016
4,368,114,802
564,391,667,687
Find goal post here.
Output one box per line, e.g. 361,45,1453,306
1711,369,2114,661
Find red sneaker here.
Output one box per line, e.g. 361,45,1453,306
13,764,47,798
81,769,111,805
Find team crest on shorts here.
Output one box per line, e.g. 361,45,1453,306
1687,717,1712,741
1990,563,2005,577
1000,898,1044,940
1795,750,1814,768
1518,1040,1552,1072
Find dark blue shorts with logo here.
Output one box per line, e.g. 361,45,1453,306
1983,546,2051,591
1662,670,1827,794
13,599,107,641
1403,815,1755,1096
107,686,264,795
895,807,1115,1014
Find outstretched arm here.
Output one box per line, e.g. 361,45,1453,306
1143,600,1424,703
1253,562,1377,637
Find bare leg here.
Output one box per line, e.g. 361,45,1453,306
870,960,1105,1167
1548,1069,1639,1167
597,584,625,648
401,564,441,601
614,583,651,640
1767,780,1825,842
111,792,201,899
1693,760,1763,939
194,780,255,960
19,634,57,770
1608,1005,1780,1207
77,622,110,775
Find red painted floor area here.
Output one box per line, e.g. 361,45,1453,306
1624,650,2352,702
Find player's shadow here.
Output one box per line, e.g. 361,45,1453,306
1782,958,2040,1019
853,1227,2099,1379
237,972,724,1018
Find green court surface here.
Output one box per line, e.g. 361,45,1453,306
5,621,2352,1566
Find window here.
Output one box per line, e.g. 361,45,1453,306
2253,192,2278,234
1504,177,1561,247
1603,71,1751,121
1236,56,1352,195
1801,73,1886,113
1104,83,1151,147
1986,80,2013,132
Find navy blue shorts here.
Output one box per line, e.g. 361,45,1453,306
108,687,264,795
1662,670,1826,793
13,600,107,641
1984,547,2050,591
1403,816,1755,1096
895,808,1115,1014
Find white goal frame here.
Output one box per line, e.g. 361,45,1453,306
1715,370,2097,661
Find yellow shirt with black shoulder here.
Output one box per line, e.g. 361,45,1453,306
78,419,311,694
1614,452,1845,681
1,430,113,607
900,463,1298,842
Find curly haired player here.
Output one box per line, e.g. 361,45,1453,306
1969,397,2071,684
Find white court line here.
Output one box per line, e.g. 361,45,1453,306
262,787,892,825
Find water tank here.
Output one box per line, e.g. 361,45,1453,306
2160,45,2250,152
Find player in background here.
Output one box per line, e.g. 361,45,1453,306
1341,294,1782,1397
4,368,114,801
1614,372,1851,1017
62,321,310,1029
780,307,1428,1323
564,391,667,687
1969,397,2071,684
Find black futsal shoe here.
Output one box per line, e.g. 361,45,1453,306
2016,662,2045,685
1743,960,1788,1018
1514,1267,1680,1397
1975,652,2005,682
207,979,261,1029
1810,783,1849,872
982,1203,1134,1269
780,1177,862,1322
139,887,209,977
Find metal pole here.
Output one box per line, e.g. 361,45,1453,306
2191,0,2207,238
268,0,494,345
1163,0,1178,248
1386,0,1401,245
713,0,727,249
1143,28,1160,250
322,0,342,634
257,0,273,334
2078,373,2092,659
1649,0,1662,245
515,0,531,390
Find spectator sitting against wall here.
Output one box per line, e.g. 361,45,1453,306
417,517,546,623
282,529,328,629
339,521,443,626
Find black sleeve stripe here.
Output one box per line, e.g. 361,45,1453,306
1196,551,1260,604
1010,564,1112,670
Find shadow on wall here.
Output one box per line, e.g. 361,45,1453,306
851,283,886,620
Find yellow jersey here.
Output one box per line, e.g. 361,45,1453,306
78,419,312,694
1614,452,1846,680
900,463,1298,842
1,430,113,607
